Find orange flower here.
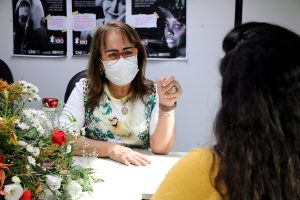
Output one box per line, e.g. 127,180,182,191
7,83,23,101
10,132,18,146
0,169,8,195
35,182,43,194
0,163,13,172
0,79,9,93
0,163,13,196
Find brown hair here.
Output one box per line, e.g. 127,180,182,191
86,21,154,110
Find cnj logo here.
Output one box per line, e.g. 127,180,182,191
27,49,40,54
28,50,36,54
50,36,64,44
75,51,83,55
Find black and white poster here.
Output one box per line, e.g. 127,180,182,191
13,0,67,56
131,0,186,60
72,0,126,56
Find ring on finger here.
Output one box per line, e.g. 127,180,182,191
172,85,177,92
174,85,179,92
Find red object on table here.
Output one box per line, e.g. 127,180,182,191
42,98,58,108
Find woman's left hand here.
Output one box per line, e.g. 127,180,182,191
157,76,183,107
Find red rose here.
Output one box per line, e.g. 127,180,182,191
0,154,4,163
52,129,67,146
20,190,32,200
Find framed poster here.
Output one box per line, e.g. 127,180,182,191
13,0,67,56
131,0,186,60
72,0,126,56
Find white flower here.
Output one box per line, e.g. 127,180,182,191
66,145,72,154
26,145,40,157
11,176,21,184
26,144,34,153
60,170,68,176
4,183,23,200
42,184,62,200
42,186,55,200
22,109,33,119
64,180,83,200
45,175,62,191
17,122,30,130
36,125,45,135
33,94,41,101
18,140,28,147
32,147,40,157
27,156,36,166
19,81,40,101
13,119,20,124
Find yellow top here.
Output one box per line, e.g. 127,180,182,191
151,148,228,200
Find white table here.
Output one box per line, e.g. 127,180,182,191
73,150,185,200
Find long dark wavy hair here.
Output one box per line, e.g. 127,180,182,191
86,21,154,110
213,22,300,199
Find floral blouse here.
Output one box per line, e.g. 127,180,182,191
61,78,159,149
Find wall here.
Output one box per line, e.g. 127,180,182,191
2,1,299,152
243,0,300,34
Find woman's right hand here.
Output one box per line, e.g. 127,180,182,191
108,144,151,166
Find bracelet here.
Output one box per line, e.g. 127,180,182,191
159,111,174,117
159,102,177,112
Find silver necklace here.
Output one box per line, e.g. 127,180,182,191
121,97,130,115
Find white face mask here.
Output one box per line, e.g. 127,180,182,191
102,55,139,86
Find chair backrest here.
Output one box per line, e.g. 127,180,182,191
64,69,87,103
0,59,14,84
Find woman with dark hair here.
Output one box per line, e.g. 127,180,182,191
152,22,300,200
158,4,186,58
62,21,183,166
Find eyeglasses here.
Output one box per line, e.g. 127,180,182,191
101,47,138,61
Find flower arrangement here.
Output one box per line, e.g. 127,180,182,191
0,80,101,200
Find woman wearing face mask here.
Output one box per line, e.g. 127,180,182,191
62,21,183,166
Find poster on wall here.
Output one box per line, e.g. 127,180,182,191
130,0,186,60
12,0,67,56
72,0,126,56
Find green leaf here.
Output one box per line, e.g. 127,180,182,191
25,127,39,139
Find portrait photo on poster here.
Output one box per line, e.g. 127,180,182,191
72,0,126,56
12,0,67,56
131,0,186,60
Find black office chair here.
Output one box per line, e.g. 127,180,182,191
64,69,87,103
0,59,14,84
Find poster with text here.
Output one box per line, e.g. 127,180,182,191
131,0,186,60
13,0,67,56
72,0,126,56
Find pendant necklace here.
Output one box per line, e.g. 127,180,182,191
105,84,131,115
121,97,130,115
